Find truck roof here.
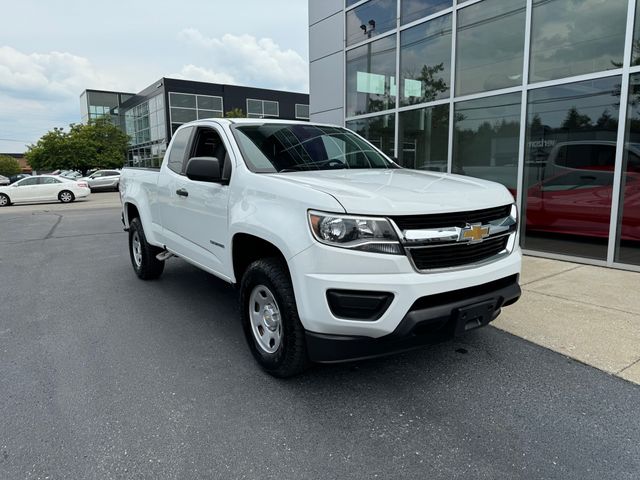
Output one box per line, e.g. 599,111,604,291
184,118,338,128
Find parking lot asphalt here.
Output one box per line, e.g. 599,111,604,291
1,197,639,479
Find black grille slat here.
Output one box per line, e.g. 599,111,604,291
392,204,512,230
409,236,509,270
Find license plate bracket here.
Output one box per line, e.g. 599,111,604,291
454,300,496,336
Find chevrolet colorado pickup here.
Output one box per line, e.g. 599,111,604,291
120,119,521,377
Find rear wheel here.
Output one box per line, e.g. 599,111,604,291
240,257,309,377
128,217,164,280
0,193,10,207
58,190,74,203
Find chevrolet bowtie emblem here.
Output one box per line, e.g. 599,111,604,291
461,224,490,243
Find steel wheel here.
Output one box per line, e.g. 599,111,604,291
249,285,283,354
131,230,142,268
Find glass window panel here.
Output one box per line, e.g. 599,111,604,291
170,107,198,124
197,110,223,119
453,92,521,191
347,0,361,6
530,0,628,83
169,92,196,109
346,34,397,117
523,76,621,260
455,0,526,96
296,104,310,119
263,101,279,116
398,104,449,171
247,99,263,115
346,113,395,158
615,73,640,265
197,95,223,111
400,14,451,107
346,0,397,47
401,0,451,25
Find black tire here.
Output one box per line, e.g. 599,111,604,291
58,190,75,203
240,257,309,377
128,217,165,280
0,193,10,207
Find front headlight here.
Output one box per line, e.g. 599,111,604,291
308,211,402,255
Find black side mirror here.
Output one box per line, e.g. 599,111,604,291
185,157,221,182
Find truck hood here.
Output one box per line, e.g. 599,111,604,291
269,169,514,215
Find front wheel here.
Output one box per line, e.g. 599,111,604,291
128,217,164,280
0,193,10,207
240,257,309,377
58,190,74,203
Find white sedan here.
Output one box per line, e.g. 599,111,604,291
0,175,91,207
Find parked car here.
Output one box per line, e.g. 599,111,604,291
9,173,31,184
59,170,83,180
82,169,121,191
0,175,90,206
120,119,522,377
0,175,9,186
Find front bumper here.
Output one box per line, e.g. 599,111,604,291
288,241,522,340
305,273,520,363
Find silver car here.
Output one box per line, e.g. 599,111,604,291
83,169,121,191
0,175,9,186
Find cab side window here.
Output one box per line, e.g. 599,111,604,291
167,127,193,174
190,127,232,182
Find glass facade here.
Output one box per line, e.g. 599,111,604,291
346,113,395,158
341,0,640,269
80,90,132,126
125,94,167,168
169,92,223,132
346,34,397,117
453,93,521,191
246,99,279,118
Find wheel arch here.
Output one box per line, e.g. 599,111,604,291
232,233,289,285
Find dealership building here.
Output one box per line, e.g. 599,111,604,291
80,79,309,167
308,0,640,270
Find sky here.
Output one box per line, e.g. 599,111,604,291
0,0,309,153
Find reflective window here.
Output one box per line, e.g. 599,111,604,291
197,95,222,111
346,34,397,117
246,99,279,118
170,107,197,124
634,0,640,65
169,93,196,109
346,0,397,47
41,177,60,184
346,113,396,158
401,0,451,25
453,93,521,191
615,73,640,265
295,104,310,119
455,0,526,96
400,14,451,106
530,0,628,83
523,76,621,260
398,104,449,170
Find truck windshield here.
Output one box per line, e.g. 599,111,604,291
232,124,397,173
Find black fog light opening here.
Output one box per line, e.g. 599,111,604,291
326,290,394,321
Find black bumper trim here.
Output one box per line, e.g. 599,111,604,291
306,275,521,363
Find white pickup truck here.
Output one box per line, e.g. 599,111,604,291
120,119,521,377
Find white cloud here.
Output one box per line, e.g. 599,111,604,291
175,29,308,93
0,46,120,100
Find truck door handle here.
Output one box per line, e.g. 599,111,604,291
176,188,189,197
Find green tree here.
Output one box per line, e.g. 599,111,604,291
0,155,21,176
26,118,129,175
225,108,245,118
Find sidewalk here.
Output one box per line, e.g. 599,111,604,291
494,256,640,385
